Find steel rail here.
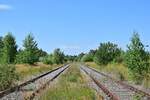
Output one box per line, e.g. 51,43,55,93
0,64,69,98
81,66,119,100
86,65,150,98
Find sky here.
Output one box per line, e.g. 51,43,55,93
0,0,150,55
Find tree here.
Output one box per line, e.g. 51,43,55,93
65,55,77,62
94,42,121,65
16,34,39,64
76,53,85,61
2,33,17,64
0,37,4,63
36,48,47,58
125,33,150,85
53,48,65,64
81,50,96,62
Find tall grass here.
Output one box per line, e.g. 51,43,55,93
40,63,96,100
16,63,62,81
85,62,129,81
86,62,150,88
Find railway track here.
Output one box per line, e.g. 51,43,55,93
0,64,69,100
80,65,150,100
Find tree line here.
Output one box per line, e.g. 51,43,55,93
78,32,150,86
0,32,149,90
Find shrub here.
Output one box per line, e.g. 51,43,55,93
42,55,53,65
94,42,121,65
0,64,18,91
125,33,150,85
81,54,93,62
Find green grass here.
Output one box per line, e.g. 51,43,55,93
40,63,96,100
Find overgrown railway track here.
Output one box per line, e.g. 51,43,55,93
0,64,69,100
80,65,150,100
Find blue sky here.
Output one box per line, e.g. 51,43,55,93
0,0,150,55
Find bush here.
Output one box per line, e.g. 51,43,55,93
81,54,93,62
42,55,53,65
94,42,121,65
0,64,18,91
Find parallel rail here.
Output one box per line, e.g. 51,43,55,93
0,64,69,99
86,66,150,98
81,66,119,100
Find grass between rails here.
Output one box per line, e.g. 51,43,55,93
39,63,97,100
16,63,62,81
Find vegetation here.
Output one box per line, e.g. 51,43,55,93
16,63,61,80
0,31,149,91
65,55,77,62
125,33,150,85
53,48,65,64
42,48,65,65
94,42,121,65
81,50,96,62
84,33,150,88
40,64,97,100
86,62,129,81
76,53,85,61
0,64,18,91
2,33,17,64
0,36,4,63
0,33,65,91
16,34,39,64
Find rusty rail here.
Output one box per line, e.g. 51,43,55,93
86,65,150,98
81,67,119,100
0,64,69,98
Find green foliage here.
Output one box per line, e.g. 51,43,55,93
0,37,4,63
52,48,65,64
2,33,17,64
65,55,77,62
81,54,93,62
94,42,121,65
16,34,39,64
40,64,96,100
42,49,65,65
76,53,85,61
125,33,150,85
42,54,53,65
81,50,96,62
0,64,18,91
36,48,47,58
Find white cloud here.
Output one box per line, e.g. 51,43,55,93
0,4,12,11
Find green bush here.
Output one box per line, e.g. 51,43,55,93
81,54,93,62
42,55,53,65
94,42,121,65
0,64,18,91
125,33,150,85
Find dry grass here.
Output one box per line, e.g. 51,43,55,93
85,62,129,81
16,63,62,81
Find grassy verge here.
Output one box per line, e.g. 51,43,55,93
16,63,62,81
85,62,129,81
39,63,96,100
85,62,150,88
